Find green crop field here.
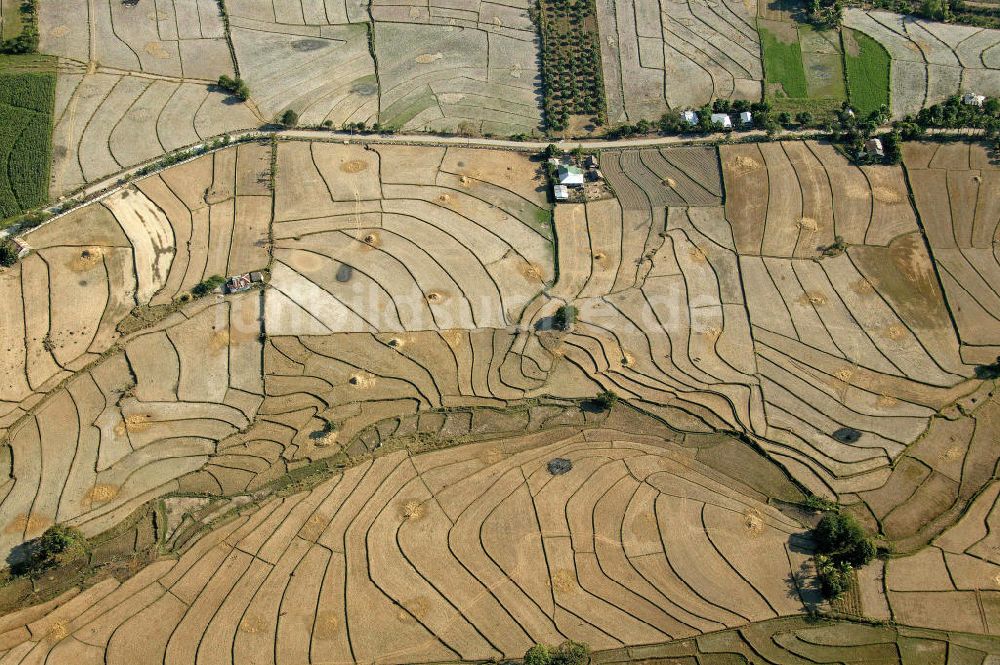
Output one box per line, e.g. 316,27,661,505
0,56,55,221
760,26,809,99
844,28,890,117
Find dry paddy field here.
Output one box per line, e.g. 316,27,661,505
596,0,763,122
903,141,1000,365
373,19,543,134
38,0,258,195
0,434,817,664
2,138,1000,659
720,141,977,498
843,9,1000,117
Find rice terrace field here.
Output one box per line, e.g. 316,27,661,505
1,0,1000,662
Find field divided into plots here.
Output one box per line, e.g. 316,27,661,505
843,9,1000,118
1,138,999,660
0,432,817,664
596,0,763,122
37,1,257,196
902,142,1000,366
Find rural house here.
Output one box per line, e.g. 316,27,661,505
710,113,733,129
557,165,585,185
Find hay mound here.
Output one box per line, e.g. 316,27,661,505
86,484,119,503
876,393,897,407
116,413,152,435
663,177,678,188
5,513,50,534
744,509,764,536
70,247,103,272
340,160,368,173
884,324,905,340
689,247,707,263
415,53,443,64
47,621,69,641
551,569,575,592
798,291,827,306
835,367,854,383
872,186,902,204
729,155,760,174
797,217,818,232
400,500,424,521
521,262,543,280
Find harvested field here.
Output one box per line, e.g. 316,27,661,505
1,138,998,655
902,141,1000,365
600,147,722,210
40,0,234,79
721,141,976,498
229,21,377,126
375,22,543,135
596,0,763,121
843,9,1000,118
37,2,257,194
0,292,263,563
875,393,1000,632
0,433,815,662
267,142,552,332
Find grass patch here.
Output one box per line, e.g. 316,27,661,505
843,28,890,118
1,0,26,41
0,54,55,222
759,25,809,99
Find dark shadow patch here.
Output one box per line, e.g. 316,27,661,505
832,427,862,444
547,458,572,475
336,264,354,282
291,39,329,52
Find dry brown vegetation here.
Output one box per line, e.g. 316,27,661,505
1,138,999,658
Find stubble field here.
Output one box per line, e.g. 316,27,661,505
0,137,999,661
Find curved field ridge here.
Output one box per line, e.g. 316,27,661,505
267,143,553,333
37,1,258,195
597,0,764,122
720,141,976,498
0,436,813,663
902,141,1000,365
843,8,1000,118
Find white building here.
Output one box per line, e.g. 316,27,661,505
710,113,733,129
553,184,570,201
680,110,699,126
557,165,585,186
739,111,753,126
963,92,986,107
864,138,884,158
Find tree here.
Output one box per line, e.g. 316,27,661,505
523,641,589,665
217,75,250,101
24,525,89,574
280,109,299,127
192,274,225,297
796,111,813,126
552,305,578,331
592,390,618,411
813,512,875,568
0,239,19,267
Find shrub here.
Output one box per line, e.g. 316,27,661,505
552,304,578,331
592,390,618,411
217,74,250,101
524,641,589,665
191,274,226,297
816,554,852,598
22,525,89,575
0,238,19,267
813,512,875,568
